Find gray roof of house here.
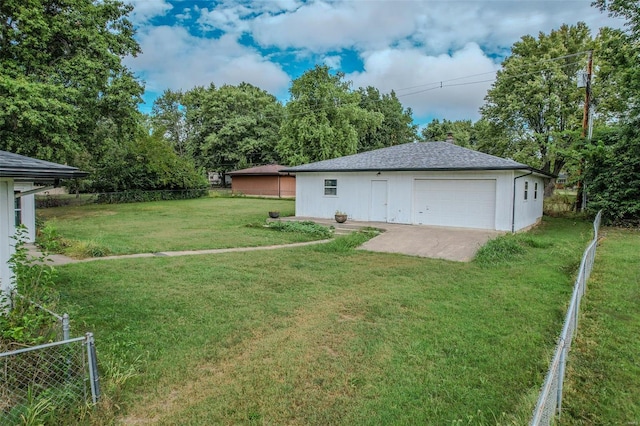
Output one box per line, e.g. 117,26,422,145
228,164,288,176
0,150,88,182
282,142,553,176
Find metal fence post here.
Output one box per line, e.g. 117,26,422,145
557,343,567,416
62,313,70,341
86,332,101,404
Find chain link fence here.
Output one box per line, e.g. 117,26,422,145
1,295,100,425
530,210,602,425
0,334,99,424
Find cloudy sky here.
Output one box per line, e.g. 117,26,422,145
123,0,622,125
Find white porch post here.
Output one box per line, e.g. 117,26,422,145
0,179,16,309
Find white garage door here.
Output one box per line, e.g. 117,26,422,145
413,179,497,229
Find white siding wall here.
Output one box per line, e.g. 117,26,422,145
14,182,36,243
512,174,545,231
0,179,16,300
294,170,540,231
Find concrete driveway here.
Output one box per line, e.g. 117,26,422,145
280,217,504,262
357,223,503,262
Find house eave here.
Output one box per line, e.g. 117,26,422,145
282,166,554,178
1,169,89,182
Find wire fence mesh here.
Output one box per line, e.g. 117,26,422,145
0,334,98,425
1,295,99,425
530,210,602,425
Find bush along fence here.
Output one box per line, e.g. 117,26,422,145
0,300,100,425
35,188,209,208
530,210,602,425
94,187,209,204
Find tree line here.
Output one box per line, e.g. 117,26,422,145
150,65,418,180
1,0,638,224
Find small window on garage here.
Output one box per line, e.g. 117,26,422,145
324,179,337,196
524,181,529,201
14,191,22,226
534,182,538,200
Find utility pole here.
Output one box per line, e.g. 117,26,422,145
575,50,593,212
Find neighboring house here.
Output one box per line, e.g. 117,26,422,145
0,150,87,301
228,165,295,198
282,142,552,232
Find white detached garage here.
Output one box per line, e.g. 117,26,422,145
282,142,552,232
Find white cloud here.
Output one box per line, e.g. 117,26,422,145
322,55,342,69
347,43,500,122
125,0,625,120
197,3,252,33
248,0,620,54
126,0,173,24
251,1,420,52
125,26,291,97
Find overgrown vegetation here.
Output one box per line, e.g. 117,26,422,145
585,125,640,226
263,220,334,239
1,227,60,347
474,231,554,266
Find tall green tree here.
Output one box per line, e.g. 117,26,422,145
357,87,417,151
178,83,283,177
584,0,640,224
89,124,207,193
277,65,383,165
480,23,593,195
593,0,640,121
0,0,143,164
151,89,189,156
201,83,284,173
584,125,640,225
421,119,474,147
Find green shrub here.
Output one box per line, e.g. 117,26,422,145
37,223,69,253
35,195,72,209
95,188,208,204
265,221,333,239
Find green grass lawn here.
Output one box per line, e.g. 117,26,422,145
47,206,601,424
36,196,314,256
559,227,640,424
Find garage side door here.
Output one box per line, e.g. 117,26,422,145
413,179,496,229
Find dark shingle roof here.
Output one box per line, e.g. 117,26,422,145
0,150,88,182
228,164,288,176
282,142,552,176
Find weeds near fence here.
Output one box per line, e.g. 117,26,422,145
1,226,60,347
474,232,553,266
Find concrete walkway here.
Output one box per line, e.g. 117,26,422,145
25,239,332,266
25,218,502,265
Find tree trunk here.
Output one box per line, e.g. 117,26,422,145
544,178,556,198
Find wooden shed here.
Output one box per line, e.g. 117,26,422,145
228,165,295,198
